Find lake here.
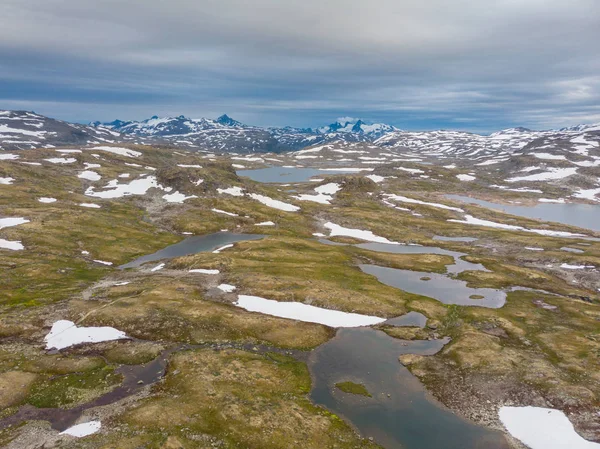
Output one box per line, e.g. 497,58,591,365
360,264,506,308
120,232,265,269
309,328,510,449
446,194,600,232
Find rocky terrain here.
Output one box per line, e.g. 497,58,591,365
1,117,600,448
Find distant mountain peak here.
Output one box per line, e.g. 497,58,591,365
351,120,365,133
216,114,243,127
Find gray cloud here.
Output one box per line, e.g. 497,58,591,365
0,0,599,131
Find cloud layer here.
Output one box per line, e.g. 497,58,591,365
1,0,599,131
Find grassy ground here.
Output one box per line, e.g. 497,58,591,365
335,381,372,397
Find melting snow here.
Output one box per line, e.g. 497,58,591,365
534,153,567,160
218,283,237,293
211,208,239,217
456,174,476,181
189,269,220,274
366,174,385,183
384,194,463,212
78,170,102,181
561,263,594,270
0,153,18,160
150,263,165,272
0,177,14,185
248,193,300,212
573,187,600,202
507,167,578,183
324,222,399,244
163,192,197,203
256,221,275,226
59,421,101,438
45,320,127,350
499,406,600,449
0,217,29,229
396,167,424,174
91,146,142,157
217,186,245,196
0,239,24,250
44,158,77,164
213,244,234,253
38,197,57,203
235,295,386,327
294,183,341,204
85,176,162,199
448,215,586,237
79,203,101,208
539,198,565,203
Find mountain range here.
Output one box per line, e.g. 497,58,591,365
1,110,599,158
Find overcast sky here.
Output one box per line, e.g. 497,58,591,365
1,0,599,132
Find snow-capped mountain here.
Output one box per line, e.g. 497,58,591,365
94,114,400,153
559,123,600,133
0,110,125,151
317,119,399,138
2,109,599,161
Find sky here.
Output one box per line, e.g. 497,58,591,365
0,0,599,133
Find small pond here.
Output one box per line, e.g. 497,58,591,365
318,239,487,274
120,232,265,269
309,328,510,449
355,241,488,274
360,264,506,308
384,311,428,328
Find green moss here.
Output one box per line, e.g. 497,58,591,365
26,366,122,408
335,381,372,397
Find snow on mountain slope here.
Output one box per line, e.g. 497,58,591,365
0,110,125,151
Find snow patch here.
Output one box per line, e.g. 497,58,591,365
499,406,600,449
0,239,24,251
324,222,399,244
91,146,142,158
189,269,220,274
217,283,236,293
235,295,386,328
507,167,578,183
384,194,463,212
248,193,300,212
45,320,127,350
59,421,101,438
217,186,245,197
211,208,238,217
78,170,102,181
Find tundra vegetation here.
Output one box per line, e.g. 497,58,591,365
0,143,599,448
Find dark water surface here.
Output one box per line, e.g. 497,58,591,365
360,264,506,308
309,328,510,449
120,232,265,269
355,242,488,274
